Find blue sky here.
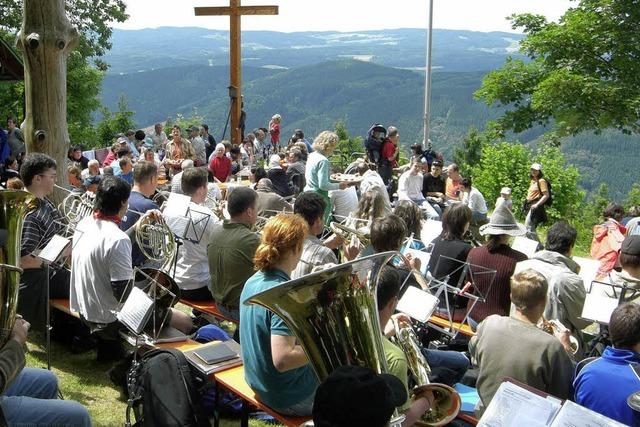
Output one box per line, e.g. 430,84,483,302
117,0,573,33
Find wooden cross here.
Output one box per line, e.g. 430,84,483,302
195,1,278,145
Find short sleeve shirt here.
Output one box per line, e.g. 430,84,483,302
119,191,159,266
21,198,65,257
383,336,410,412
70,217,133,323
526,178,548,202
240,269,318,410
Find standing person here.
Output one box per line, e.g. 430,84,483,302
239,101,246,143
574,303,640,426
590,203,626,279
379,126,399,188
164,125,195,177
18,153,69,330
268,114,281,153
147,123,168,150
523,162,550,238
6,117,25,161
304,131,349,223
294,129,313,154
188,126,207,167
202,124,216,160
208,187,260,321
208,143,232,183
253,128,266,161
0,317,92,426
469,269,574,417
467,205,528,325
240,213,317,416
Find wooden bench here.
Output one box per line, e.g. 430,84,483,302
50,298,80,319
428,314,475,337
180,299,239,324
213,365,310,427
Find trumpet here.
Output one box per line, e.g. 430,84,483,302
392,316,461,426
329,220,371,249
539,317,579,355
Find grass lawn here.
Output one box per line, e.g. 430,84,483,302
24,326,278,427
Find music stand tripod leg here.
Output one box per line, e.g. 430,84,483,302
45,262,51,371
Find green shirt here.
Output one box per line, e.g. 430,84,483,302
383,336,410,412
207,220,260,306
240,268,318,411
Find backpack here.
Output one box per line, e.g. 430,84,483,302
537,178,553,206
126,348,211,427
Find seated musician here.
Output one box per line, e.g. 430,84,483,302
377,266,436,426
469,269,574,416
119,161,159,267
291,191,357,279
240,214,318,416
208,187,260,321
0,317,91,426
312,365,407,427
600,235,640,303
70,176,193,361
371,216,470,385
574,302,640,425
18,153,70,330
164,167,221,301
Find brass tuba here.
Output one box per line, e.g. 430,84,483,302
0,190,37,346
246,252,405,426
392,316,461,426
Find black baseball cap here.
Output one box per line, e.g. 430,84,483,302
313,365,407,427
621,235,640,256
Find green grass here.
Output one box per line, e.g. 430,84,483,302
24,325,277,427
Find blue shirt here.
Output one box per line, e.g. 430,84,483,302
240,268,318,411
120,191,159,266
574,346,640,426
116,170,133,185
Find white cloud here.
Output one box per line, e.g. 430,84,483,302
116,0,573,33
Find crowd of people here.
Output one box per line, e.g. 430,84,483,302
1,117,640,427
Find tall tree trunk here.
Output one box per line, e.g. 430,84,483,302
16,0,78,185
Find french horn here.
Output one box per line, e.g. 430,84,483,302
392,316,461,426
539,316,579,355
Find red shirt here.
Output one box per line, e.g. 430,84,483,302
269,122,280,144
103,151,116,166
208,155,232,182
381,140,397,167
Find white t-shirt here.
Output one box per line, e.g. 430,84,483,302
398,171,424,201
70,217,133,324
329,187,359,221
463,187,488,214
164,202,222,290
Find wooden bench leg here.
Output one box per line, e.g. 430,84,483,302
241,401,250,427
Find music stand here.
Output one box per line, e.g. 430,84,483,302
38,234,72,370
427,255,496,339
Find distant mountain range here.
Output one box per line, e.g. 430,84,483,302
100,27,639,200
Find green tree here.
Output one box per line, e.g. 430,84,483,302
332,121,364,170
624,183,640,210
453,127,487,177
476,0,640,136
165,109,206,139
95,95,135,148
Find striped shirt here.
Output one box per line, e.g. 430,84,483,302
21,198,65,257
291,236,338,279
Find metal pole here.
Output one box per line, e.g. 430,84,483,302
423,0,434,149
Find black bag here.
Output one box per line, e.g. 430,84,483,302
126,348,211,427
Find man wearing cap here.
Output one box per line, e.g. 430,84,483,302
83,175,101,194
574,302,640,425
267,154,293,198
312,365,407,427
495,187,513,211
514,221,590,357
523,162,550,237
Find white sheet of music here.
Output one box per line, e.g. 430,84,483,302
420,219,442,245
38,234,70,263
511,236,540,258
549,400,626,427
116,287,154,334
402,247,430,275
478,381,561,427
397,286,439,323
573,257,601,291
581,281,619,324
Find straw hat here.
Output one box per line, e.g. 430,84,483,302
480,204,527,236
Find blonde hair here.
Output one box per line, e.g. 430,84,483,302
254,213,308,271
510,269,548,312
312,131,339,155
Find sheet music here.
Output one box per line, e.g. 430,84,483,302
573,257,601,291
549,400,626,427
397,286,439,323
420,219,442,245
478,381,562,427
402,247,430,275
581,281,619,324
38,234,71,263
511,236,540,258
116,286,154,334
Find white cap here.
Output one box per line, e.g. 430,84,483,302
500,187,511,195
268,154,282,170
530,163,542,171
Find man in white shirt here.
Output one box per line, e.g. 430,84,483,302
461,177,488,224
397,159,424,204
356,162,392,215
329,186,358,222
164,168,221,300
70,176,193,361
